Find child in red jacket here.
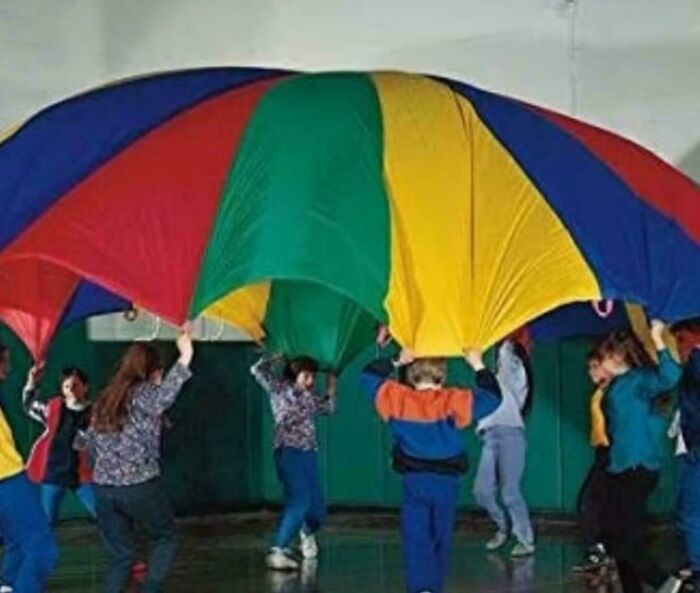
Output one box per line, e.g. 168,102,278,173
24,365,95,527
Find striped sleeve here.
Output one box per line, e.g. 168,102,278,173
375,381,406,422
22,385,48,424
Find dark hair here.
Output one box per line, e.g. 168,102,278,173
510,341,534,417
598,331,654,369
672,317,700,334
61,366,89,386
92,344,163,433
0,343,7,358
283,356,319,382
587,348,604,363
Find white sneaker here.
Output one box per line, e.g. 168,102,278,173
656,576,683,593
0,585,13,593
511,541,536,558
299,530,319,559
266,547,299,571
486,531,508,551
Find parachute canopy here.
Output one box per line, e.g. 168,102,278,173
0,68,698,369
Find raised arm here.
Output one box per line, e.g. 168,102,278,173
644,320,682,394
359,349,413,404
497,341,529,409
250,354,287,395
135,325,194,416
22,365,48,424
464,349,503,421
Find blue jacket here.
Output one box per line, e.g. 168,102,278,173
360,358,502,474
606,349,682,473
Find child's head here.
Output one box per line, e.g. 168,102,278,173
93,343,163,433
0,344,9,382
506,327,532,356
671,318,700,362
406,357,447,390
60,366,89,402
284,356,319,390
587,350,610,386
119,343,163,384
598,331,653,377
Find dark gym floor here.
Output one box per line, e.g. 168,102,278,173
47,512,680,593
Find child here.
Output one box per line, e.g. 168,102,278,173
23,365,95,527
0,343,58,593
360,345,502,593
598,322,683,593
473,335,535,557
251,354,337,571
76,326,194,593
669,319,700,590
573,350,613,572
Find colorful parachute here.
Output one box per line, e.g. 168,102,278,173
0,68,698,369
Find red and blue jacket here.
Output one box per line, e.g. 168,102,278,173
24,393,93,487
360,358,502,475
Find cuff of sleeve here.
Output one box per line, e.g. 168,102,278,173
172,361,193,382
366,358,395,377
475,369,492,383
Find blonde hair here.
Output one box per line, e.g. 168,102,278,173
406,358,447,387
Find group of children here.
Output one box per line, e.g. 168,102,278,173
253,328,536,593
577,320,700,593
0,316,699,593
255,320,700,593
0,326,194,593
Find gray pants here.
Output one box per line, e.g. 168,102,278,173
473,426,534,545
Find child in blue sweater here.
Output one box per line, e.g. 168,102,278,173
360,345,501,593
598,321,682,593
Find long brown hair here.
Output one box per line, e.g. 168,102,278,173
92,343,163,433
598,331,655,369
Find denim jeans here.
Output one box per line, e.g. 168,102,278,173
273,447,326,549
474,426,534,545
95,479,176,593
41,483,96,527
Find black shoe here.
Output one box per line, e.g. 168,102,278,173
572,544,611,573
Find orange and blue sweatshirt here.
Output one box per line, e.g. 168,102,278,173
360,358,502,475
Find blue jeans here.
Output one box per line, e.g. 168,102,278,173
273,448,326,549
474,426,534,545
402,473,460,593
96,479,176,593
679,452,700,573
0,472,59,593
41,483,97,527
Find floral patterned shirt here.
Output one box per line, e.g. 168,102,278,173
251,356,335,451
76,362,192,486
